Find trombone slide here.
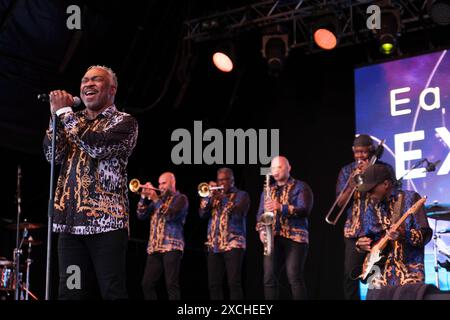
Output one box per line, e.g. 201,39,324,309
325,184,356,225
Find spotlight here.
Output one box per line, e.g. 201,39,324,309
312,17,339,50
313,28,337,50
375,6,401,55
379,34,396,55
428,0,450,26
311,14,339,51
212,42,235,73
212,52,233,72
262,29,289,77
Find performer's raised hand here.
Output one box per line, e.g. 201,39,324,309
49,90,74,114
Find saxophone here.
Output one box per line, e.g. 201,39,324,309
260,174,274,256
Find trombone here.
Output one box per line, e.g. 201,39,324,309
197,182,224,198
325,139,385,225
129,178,162,199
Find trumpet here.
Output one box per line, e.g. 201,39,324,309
129,178,162,199
197,182,224,198
325,139,385,225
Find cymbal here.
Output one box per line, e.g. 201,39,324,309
0,259,13,267
0,218,14,224
23,239,43,246
427,211,450,221
425,203,450,213
5,222,44,230
425,202,450,221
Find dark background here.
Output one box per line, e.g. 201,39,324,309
0,0,449,300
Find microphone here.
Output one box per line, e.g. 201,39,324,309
425,159,441,172
37,93,82,107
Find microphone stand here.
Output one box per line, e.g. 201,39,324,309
395,158,441,188
16,227,28,300
14,166,22,300
25,240,32,300
395,158,427,188
45,112,57,300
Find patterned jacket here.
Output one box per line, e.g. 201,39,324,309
358,189,432,286
256,177,313,244
199,187,250,253
336,160,394,238
137,191,188,255
43,105,138,235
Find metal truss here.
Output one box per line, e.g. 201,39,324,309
184,0,433,51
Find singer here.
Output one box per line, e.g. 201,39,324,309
42,65,138,300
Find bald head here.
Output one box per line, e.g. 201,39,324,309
271,156,291,184
158,172,176,194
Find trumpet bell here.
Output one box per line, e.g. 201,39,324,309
198,182,211,198
129,178,140,193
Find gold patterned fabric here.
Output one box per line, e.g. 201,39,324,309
199,187,249,253
360,190,432,286
256,177,313,244
337,161,395,239
43,105,138,234
137,191,188,255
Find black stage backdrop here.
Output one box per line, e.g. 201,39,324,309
0,0,449,300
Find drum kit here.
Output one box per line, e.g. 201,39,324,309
425,201,450,289
0,166,42,300
0,221,43,300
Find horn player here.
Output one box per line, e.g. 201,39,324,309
337,134,394,300
199,167,250,300
136,172,188,300
256,156,313,300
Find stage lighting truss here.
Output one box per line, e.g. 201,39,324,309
184,0,438,54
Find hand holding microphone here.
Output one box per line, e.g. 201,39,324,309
49,90,76,114
38,90,81,114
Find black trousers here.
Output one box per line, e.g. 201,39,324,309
263,236,308,300
141,250,182,300
207,248,245,300
57,229,128,300
343,237,366,300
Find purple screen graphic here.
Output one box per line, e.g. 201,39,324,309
355,49,450,290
